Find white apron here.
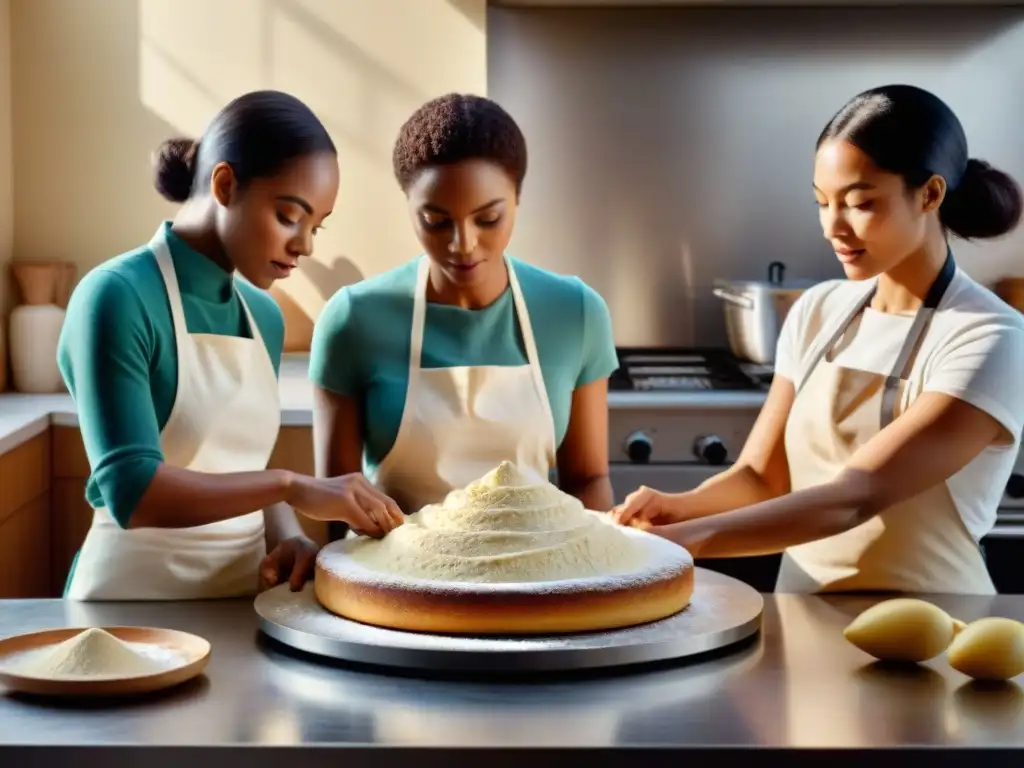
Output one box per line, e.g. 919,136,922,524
776,253,994,594
66,225,281,601
369,255,557,517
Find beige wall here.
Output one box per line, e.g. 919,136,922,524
0,0,12,320
9,0,487,322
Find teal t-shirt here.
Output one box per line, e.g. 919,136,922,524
308,256,618,473
57,222,285,528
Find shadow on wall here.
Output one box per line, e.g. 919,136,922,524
446,0,486,32
301,254,365,300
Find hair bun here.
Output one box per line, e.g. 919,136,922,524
153,138,198,203
941,158,1024,240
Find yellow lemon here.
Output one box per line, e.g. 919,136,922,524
843,598,964,662
947,617,1024,681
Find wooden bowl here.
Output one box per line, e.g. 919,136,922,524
9,261,62,306
0,626,211,697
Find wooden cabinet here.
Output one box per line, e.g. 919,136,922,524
0,425,323,598
51,427,96,596
0,433,52,598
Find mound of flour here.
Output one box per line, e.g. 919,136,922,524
347,461,648,583
17,628,166,679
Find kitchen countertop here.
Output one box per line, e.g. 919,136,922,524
0,592,1022,766
0,354,767,455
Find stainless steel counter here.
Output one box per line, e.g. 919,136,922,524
1,593,1023,767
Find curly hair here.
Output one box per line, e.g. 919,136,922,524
392,93,528,194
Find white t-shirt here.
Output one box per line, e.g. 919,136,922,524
775,269,1024,541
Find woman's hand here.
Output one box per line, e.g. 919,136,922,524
610,486,689,529
286,472,405,536
611,489,711,557
259,535,320,592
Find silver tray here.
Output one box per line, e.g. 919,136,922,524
254,567,763,673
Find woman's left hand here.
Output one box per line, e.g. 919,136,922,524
259,535,320,592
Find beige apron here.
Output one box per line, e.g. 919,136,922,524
776,253,994,594
66,225,281,601
370,255,557,516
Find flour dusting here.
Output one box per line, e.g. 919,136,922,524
13,628,174,679
344,461,653,583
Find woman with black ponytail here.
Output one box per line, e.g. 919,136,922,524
59,91,403,601
614,84,1024,594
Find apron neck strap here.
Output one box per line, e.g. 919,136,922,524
150,223,266,348
408,255,541,369
796,250,957,429
151,226,188,333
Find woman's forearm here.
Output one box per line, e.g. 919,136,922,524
128,464,294,529
663,464,784,521
661,471,873,558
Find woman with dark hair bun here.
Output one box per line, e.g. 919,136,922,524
60,90,403,601
309,93,617,534
614,84,1024,594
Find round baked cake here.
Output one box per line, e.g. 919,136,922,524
314,462,694,635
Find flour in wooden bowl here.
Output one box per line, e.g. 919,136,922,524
15,628,170,679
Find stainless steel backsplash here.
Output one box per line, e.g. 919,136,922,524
487,6,1024,347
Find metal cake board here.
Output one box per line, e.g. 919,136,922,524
254,567,764,673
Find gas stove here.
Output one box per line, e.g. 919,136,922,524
605,348,766,505
610,348,771,393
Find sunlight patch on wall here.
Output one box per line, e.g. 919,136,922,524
138,0,266,135
288,0,487,99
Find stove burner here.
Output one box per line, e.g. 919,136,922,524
610,348,769,393
635,376,714,391
621,354,706,365
627,365,710,376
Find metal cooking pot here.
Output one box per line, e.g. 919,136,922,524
713,261,817,365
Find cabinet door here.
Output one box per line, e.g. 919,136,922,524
0,433,52,597
0,496,51,598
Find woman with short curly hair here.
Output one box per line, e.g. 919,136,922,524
309,94,618,536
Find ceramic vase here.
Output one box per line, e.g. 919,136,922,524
8,260,67,393
9,305,65,392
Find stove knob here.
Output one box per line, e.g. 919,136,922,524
625,431,653,464
694,434,728,466
1006,473,1024,499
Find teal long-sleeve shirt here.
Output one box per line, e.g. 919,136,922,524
308,256,619,476
57,222,285,528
